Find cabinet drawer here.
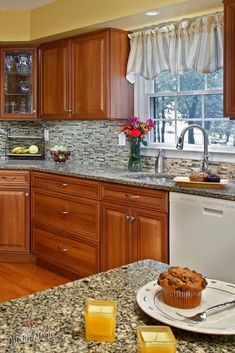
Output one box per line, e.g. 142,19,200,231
101,182,168,212
33,225,99,276
31,171,99,199
32,190,99,240
0,170,29,186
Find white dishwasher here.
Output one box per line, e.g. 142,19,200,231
169,192,235,283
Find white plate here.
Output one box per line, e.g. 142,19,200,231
136,279,235,335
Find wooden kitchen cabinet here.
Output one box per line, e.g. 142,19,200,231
39,28,133,120
224,0,235,119
31,171,100,279
0,47,38,119
0,171,30,257
100,182,168,271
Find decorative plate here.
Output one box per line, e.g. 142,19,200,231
136,279,235,335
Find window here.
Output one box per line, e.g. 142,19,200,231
136,70,235,156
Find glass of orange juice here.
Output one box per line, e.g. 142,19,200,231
137,326,176,353
85,299,117,342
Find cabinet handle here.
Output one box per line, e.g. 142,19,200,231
1,176,16,180
125,193,140,199
61,183,68,187
57,246,68,252
57,210,69,215
126,215,130,221
130,216,135,222
25,192,29,197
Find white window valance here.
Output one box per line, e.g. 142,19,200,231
126,13,224,83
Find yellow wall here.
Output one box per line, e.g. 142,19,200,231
0,11,31,42
0,0,186,42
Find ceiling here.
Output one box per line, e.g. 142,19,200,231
0,0,56,10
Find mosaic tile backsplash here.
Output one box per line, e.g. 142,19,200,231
0,120,235,178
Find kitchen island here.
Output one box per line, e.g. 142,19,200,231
1,260,235,353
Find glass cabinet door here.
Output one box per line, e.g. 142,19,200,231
1,48,37,118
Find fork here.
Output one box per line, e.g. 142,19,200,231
176,298,235,322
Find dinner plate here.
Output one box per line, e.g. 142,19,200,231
136,278,235,335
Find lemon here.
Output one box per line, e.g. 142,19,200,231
29,145,39,154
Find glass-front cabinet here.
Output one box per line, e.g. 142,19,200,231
0,47,37,119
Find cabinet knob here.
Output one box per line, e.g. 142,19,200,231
130,216,135,222
68,109,72,113
32,109,37,114
25,192,29,197
125,193,140,200
57,246,68,252
126,215,130,221
61,183,68,187
64,108,69,113
1,176,16,181
57,210,69,215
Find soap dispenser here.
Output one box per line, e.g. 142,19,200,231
155,149,165,174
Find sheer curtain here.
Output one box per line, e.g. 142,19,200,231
126,13,223,83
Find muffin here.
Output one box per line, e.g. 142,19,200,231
189,172,208,182
157,267,207,309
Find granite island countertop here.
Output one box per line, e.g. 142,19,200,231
0,160,235,201
1,260,235,353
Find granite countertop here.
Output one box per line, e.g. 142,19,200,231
1,260,235,353
0,160,235,201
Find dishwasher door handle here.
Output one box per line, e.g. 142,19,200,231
203,207,223,216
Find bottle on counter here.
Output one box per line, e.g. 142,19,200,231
155,149,165,174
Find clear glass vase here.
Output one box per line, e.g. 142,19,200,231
128,139,141,172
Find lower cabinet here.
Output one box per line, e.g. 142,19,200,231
0,171,30,257
31,171,100,279
100,182,169,271
32,224,99,278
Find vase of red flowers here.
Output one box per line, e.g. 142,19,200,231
119,117,155,172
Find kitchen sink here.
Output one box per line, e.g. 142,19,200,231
120,172,173,183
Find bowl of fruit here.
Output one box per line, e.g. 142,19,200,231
50,145,70,162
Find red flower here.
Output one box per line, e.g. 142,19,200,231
130,128,141,137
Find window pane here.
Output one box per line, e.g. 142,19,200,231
207,120,235,146
154,71,177,92
176,95,202,121
176,121,204,145
207,70,223,89
179,71,205,91
151,119,175,144
204,94,223,119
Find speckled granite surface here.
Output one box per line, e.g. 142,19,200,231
0,160,235,201
0,260,235,353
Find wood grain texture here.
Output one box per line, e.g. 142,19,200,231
0,262,69,303
224,0,235,118
39,39,70,119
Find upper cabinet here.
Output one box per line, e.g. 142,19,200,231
0,47,38,119
224,0,235,119
39,28,134,120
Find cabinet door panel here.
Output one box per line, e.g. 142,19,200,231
39,40,70,119
132,209,168,263
71,32,108,118
0,189,30,253
101,203,130,271
33,224,99,276
0,47,37,119
224,0,235,118
32,190,99,240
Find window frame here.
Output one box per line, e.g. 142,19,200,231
134,75,235,163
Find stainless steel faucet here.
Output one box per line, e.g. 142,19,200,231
176,124,209,171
